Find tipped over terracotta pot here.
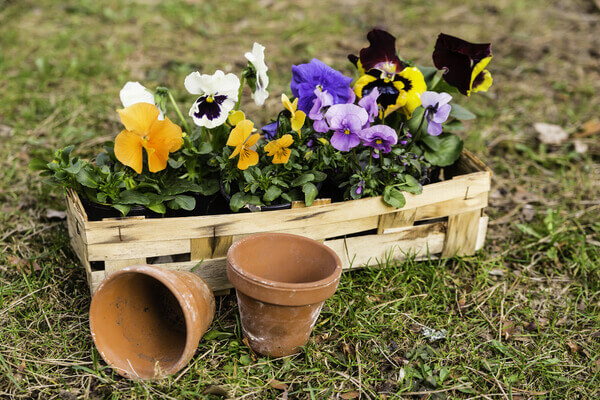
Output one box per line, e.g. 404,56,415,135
227,233,342,357
89,265,215,379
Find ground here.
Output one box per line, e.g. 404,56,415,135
1,0,599,398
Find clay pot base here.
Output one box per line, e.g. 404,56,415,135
89,266,215,380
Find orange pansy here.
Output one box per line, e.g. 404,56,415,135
264,134,293,164
114,103,183,174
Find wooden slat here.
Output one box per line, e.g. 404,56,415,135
414,192,488,222
212,235,233,258
276,216,378,240
105,258,146,275
82,171,490,245
377,209,417,234
475,215,489,251
340,221,446,269
190,237,213,260
442,209,482,257
87,239,191,261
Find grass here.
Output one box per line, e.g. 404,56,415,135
1,0,600,398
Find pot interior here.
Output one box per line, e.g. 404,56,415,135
230,234,339,285
91,273,187,378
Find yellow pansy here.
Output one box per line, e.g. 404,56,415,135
227,119,260,170
281,94,306,136
264,134,293,164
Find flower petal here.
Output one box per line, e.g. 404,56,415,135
272,148,291,164
120,82,155,108
237,148,258,170
432,103,451,123
148,116,184,153
114,130,144,174
227,120,252,147
228,110,245,126
117,103,160,136
278,134,294,148
146,146,170,173
245,132,260,147
291,110,306,134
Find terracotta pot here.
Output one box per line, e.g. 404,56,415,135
227,233,342,357
89,265,215,379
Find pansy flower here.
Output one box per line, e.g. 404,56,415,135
290,58,355,113
353,66,426,118
348,29,405,77
358,87,380,123
359,125,397,158
244,42,269,106
114,103,183,174
421,91,452,136
282,94,306,136
432,33,493,96
264,134,294,164
185,70,240,129
349,29,426,118
261,121,278,140
227,119,259,170
324,104,369,152
308,88,334,133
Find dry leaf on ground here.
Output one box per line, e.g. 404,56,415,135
575,119,600,138
534,122,569,145
340,391,360,399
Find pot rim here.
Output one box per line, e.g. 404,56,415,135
227,232,342,291
89,264,197,379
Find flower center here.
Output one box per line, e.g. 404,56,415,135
206,95,214,103
376,139,382,144
344,129,351,135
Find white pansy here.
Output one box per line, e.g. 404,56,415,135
244,42,269,106
184,70,240,129
119,81,164,119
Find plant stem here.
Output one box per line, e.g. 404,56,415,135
407,110,427,151
167,90,191,134
235,75,245,111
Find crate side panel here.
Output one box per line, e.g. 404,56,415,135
87,239,191,261
82,171,489,244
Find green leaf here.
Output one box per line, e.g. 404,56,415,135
75,168,98,188
401,175,423,194
111,204,131,216
167,158,185,169
170,195,196,211
198,179,219,196
406,107,427,137
417,65,438,82
422,133,463,167
229,192,246,212
119,190,150,205
64,160,83,174
203,330,233,341
147,203,166,214
29,158,49,171
383,186,406,209
449,103,476,120
291,173,315,187
196,141,212,154
302,182,318,206
310,170,328,182
515,223,542,239
263,186,282,203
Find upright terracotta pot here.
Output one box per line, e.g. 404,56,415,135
89,265,215,379
227,233,342,357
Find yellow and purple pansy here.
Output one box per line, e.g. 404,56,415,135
432,33,493,96
349,29,426,118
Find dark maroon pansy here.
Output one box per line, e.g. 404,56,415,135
348,29,405,74
432,33,492,96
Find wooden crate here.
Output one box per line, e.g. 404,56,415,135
65,150,491,295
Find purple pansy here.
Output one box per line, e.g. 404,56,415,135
420,91,452,136
309,88,334,133
359,125,398,158
325,104,369,152
358,87,380,124
291,58,355,114
261,121,278,139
